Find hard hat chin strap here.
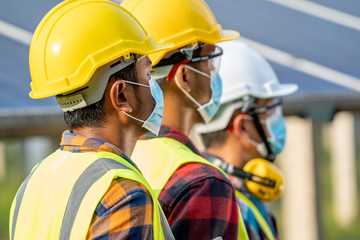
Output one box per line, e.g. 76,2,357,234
247,107,276,162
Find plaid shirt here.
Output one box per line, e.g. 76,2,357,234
61,130,153,239
140,125,239,240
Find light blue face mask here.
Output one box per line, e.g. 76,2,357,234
247,106,287,158
177,65,222,123
268,115,287,154
122,77,164,136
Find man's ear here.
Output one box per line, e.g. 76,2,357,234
232,114,247,138
174,64,191,92
109,80,132,113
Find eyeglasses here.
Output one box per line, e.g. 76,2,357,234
249,98,283,115
155,43,223,81
180,43,223,63
237,97,283,123
226,98,283,134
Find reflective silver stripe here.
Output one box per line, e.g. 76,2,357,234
59,158,131,240
11,164,41,240
158,205,175,240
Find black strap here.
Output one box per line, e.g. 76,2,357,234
248,109,276,161
203,152,275,188
155,52,187,67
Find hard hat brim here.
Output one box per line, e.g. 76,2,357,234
251,83,299,99
149,29,240,67
220,29,241,43
194,83,298,135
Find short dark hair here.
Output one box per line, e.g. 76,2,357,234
63,61,138,130
202,129,228,148
154,43,204,89
156,77,167,90
202,107,244,148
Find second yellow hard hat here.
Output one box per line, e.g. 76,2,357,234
122,0,239,66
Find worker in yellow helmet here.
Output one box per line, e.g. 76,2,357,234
121,0,248,239
9,0,175,239
194,39,298,240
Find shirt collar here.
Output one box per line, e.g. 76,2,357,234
140,124,204,157
60,130,137,167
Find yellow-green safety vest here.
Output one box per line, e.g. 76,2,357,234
132,137,249,240
9,149,174,240
236,190,276,240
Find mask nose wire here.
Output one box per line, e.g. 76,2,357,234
248,109,276,161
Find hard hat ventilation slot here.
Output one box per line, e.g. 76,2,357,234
110,60,122,68
59,86,89,97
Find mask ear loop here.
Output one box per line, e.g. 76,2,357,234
120,80,150,124
248,109,276,161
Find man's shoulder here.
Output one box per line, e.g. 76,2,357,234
159,162,237,219
99,178,152,212
89,178,154,239
167,162,233,189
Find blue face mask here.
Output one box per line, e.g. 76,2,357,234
268,116,286,154
198,72,222,123
122,77,164,136
248,106,287,158
177,65,222,123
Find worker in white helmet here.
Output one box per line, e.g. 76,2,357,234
194,39,298,240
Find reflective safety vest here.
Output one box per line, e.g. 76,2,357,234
132,137,249,240
9,149,174,240
236,190,276,240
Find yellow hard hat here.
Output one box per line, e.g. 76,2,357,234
29,0,172,99
121,0,240,66
243,158,285,201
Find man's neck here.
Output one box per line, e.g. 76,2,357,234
161,92,200,136
72,125,142,157
207,139,246,169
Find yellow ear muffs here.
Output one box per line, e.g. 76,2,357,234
243,158,285,201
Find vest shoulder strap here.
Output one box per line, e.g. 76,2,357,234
236,190,275,240
133,138,227,195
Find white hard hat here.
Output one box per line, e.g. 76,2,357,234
219,40,298,104
195,39,298,134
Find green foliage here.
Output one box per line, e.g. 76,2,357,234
271,124,360,240
319,126,360,240
0,140,26,240
0,169,23,240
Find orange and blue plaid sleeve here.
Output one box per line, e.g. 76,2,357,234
87,178,154,239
